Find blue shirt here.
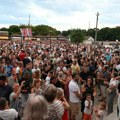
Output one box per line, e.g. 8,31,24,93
4,65,13,77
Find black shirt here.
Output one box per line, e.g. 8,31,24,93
80,71,91,82
0,85,12,101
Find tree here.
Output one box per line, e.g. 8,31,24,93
70,29,84,52
8,25,20,36
0,27,8,31
62,30,72,36
33,25,59,36
97,27,110,41
87,29,95,38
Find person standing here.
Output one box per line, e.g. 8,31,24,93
94,101,106,120
23,95,48,120
9,82,24,111
0,97,18,120
4,60,13,87
81,77,96,119
117,82,120,120
69,73,81,120
0,75,12,102
104,72,119,115
83,94,93,120
44,84,64,120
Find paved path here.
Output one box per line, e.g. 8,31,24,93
103,104,118,120
76,88,118,120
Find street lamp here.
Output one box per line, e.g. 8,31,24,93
94,12,100,44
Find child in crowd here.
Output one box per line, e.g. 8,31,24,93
83,94,93,120
56,88,70,120
31,79,42,95
94,101,106,120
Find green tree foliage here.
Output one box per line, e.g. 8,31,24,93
70,29,84,43
1,24,120,41
0,27,8,31
87,29,95,38
70,29,84,52
33,25,60,36
8,25,20,35
81,29,87,36
62,30,73,36
97,27,110,41
97,27,120,41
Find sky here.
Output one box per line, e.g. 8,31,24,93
0,0,120,31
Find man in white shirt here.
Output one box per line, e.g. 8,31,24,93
69,73,81,120
0,97,18,120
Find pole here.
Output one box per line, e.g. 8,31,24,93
28,14,30,41
50,34,51,52
94,12,99,44
21,35,23,48
28,14,30,26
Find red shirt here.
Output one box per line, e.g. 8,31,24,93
19,51,26,61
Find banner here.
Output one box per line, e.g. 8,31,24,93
20,28,32,37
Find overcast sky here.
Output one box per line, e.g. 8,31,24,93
0,0,120,31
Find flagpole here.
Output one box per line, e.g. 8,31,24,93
28,14,30,41
28,14,30,26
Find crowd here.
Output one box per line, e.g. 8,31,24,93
0,40,120,120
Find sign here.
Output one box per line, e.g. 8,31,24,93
20,28,32,37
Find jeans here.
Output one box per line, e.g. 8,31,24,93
107,90,116,115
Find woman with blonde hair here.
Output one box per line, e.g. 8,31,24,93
31,79,42,95
56,88,70,120
24,95,48,120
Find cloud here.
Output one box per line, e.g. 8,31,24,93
0,0,120,31
24,1,96,30
3,15,27,21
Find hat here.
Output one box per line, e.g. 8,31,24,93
0,75,6,81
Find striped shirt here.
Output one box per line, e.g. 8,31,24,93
48,100,64,120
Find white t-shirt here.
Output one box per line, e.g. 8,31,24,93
69,80,80,103
84,100,93,114
109,78,119,87
96,110,105,120
16,66,20,74
32,68,40,73
0,109,18,120
56,66,67,72
116,64,120,71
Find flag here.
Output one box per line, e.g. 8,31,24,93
20,28,32,37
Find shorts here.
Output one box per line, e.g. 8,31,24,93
83,113,92,120
69,102,80,115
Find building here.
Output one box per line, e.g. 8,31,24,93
83,36,94,44
0,31,9,40
34,34,69,41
